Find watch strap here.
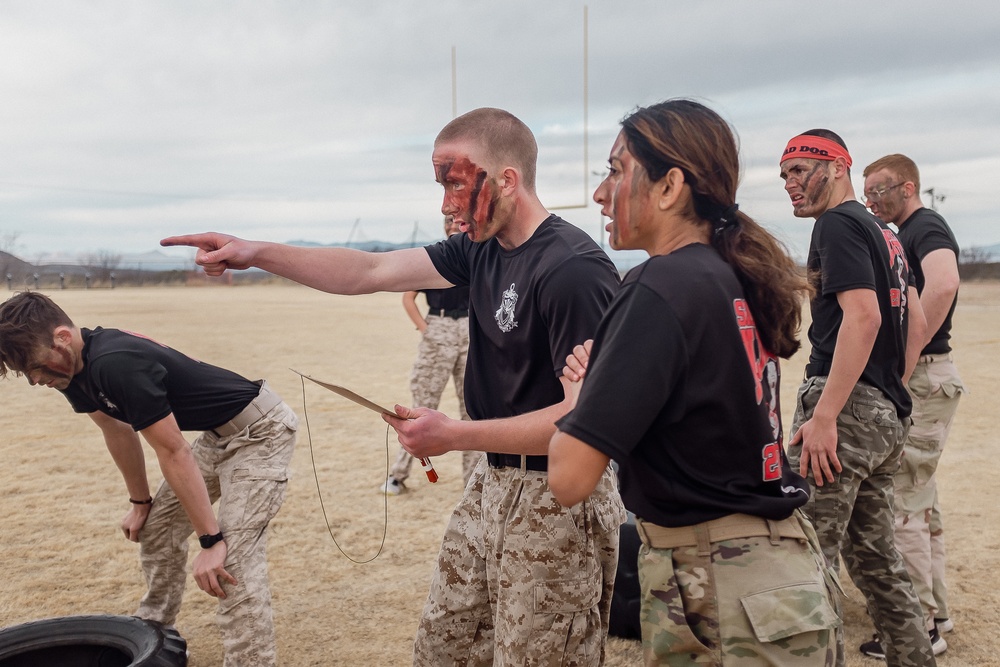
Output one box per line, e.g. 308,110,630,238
198,531,224,549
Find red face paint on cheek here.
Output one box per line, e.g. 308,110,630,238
445,157,495,226
801,165,829,205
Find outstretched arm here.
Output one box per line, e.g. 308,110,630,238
161,232,452,294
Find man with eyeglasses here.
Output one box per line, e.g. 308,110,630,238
780,131,935,667
861,154,964,658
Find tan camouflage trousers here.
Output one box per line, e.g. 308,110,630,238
894,355,963,628
412,459,627,666
636,511,838,666
789,377,935,667
136,401,298,667
391,314,483,486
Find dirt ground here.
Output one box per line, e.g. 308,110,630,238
0,282,997,666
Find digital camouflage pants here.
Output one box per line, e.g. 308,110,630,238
390,313,483,486
894,355,963,628
636,511,838,666
412,459,627,666
136,401,298,667
789,377,935,667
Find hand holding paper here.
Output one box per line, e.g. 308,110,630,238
293,370,438,483
382,404,462,463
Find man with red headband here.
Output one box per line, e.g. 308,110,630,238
779,130,936,667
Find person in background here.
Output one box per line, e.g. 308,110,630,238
859,153,964,658
780,131,934,667
550,98,837,665
381,215,482,494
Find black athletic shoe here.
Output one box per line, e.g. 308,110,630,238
929,626,948,655
859,634,886,660
858,629,947,660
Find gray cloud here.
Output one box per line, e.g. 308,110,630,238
1,0,998,261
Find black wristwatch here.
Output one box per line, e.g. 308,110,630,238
198,531,224,549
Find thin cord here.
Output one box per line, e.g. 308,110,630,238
301,375,388,563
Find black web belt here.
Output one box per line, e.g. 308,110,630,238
805,360,832,378
486,453,548,472
427,308,469,319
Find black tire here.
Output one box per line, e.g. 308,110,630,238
0,615,186,667
608,515,642,640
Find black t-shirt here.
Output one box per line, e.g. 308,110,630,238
557,244,809,527
423,285,469,312
896,207,960,355
61,327,261,432
806,201,913,416
425,214,619,423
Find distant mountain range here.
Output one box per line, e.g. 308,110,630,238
4,239,999,279
286,239,428,252
2,250,196,275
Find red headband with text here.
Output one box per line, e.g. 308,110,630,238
780,135,852,167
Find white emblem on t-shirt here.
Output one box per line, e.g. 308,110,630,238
495,283,519,333
98,392,119,412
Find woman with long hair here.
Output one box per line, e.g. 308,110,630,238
549,99,837,666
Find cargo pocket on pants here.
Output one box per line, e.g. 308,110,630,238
230,467,289,531
741,581,840,643
530,578,601,662
899,436,939,487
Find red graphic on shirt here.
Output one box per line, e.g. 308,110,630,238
762,442,782,482
123,330,168,348
733,299,783,482
734,299,766,403
881,229,908,316
123,330,201,362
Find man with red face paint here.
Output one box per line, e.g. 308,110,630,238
162,107,625,666
779,131,935,667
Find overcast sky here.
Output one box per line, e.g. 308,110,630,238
2,1,998,265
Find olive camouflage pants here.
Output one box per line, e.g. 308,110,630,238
636,511,839,666
789,377,934,667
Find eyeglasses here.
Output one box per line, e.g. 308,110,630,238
863,183,904,203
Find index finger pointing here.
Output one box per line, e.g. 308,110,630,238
160,234,200,248
160,233,224,251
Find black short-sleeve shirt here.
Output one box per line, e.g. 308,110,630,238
61,327,261,432
556,244,809,526
896,207,960,355
806,201,913,416
425,214,619,422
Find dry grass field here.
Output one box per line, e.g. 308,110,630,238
1,281,997,665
